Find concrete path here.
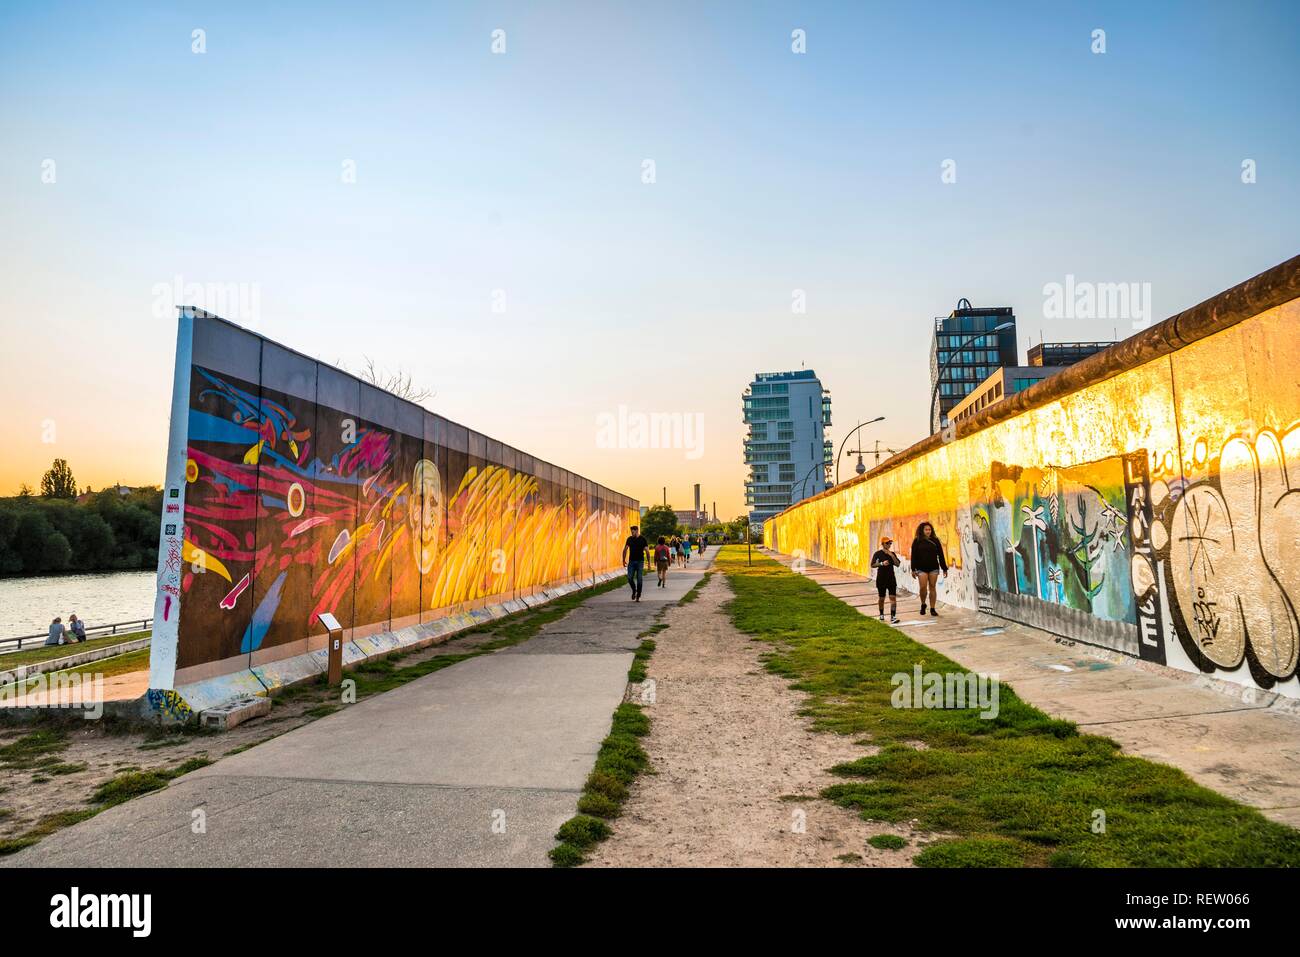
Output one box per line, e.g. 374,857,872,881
761,549,1300,828
3,553,715,868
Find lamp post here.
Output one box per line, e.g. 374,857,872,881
790,462,823,506
929,321,1015,434
835,417,885,486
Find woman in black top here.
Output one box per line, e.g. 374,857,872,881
910,521,948,617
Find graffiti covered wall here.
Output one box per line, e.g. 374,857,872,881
766,274,1300,698
150,311,638,690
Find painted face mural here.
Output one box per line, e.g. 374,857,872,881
175,364,636,678
410,459,443,576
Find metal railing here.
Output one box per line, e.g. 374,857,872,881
0,618,152,655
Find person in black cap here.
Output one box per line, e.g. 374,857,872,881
871,536,901,623
622,524,648,601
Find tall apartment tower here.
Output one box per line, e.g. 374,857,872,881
742,370,832,526
930,299,1018,433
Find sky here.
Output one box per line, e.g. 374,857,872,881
1,0,1297,519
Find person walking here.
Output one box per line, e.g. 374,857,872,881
654,536,672,588
622,524,649,602
871,536,901,623
673,535,686,568
67,614,87,643
45,617,66,647
910,521,948,616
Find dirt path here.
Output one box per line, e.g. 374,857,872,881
587,573,925,867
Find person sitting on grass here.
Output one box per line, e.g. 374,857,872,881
45,616,65,647
68,614,87,642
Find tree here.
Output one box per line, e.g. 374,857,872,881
351,356,433,404
13,510,55,572
40,459,77,499
17,483,32,497
640,504,679,541
40,530,72,572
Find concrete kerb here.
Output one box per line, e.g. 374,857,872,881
141,570,627,727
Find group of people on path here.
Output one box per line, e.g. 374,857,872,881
45,613,89,646
617,519,947,616
869,521,948,623
620,526,708,601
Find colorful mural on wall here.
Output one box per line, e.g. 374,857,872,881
766,289,1300,698
151,312,636,689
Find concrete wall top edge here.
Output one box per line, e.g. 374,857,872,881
769,253,1300,522
178,308,636,505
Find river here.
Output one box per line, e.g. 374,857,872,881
0,570,155,639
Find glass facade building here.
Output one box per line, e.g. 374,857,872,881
1027,340,1116,367
930,303,1018,433
742,370,832,525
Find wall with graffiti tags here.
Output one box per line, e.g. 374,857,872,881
150,311,638,691
765,282,1300,698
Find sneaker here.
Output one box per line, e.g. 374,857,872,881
920,602,927,615
930,607,938,617
890,616,900,624
878,613,885,621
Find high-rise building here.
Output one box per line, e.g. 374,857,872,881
930,300,1018,433
743,370,832,525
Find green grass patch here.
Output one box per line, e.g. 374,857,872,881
867,833,908,850
715,546,1300,868
0,729,69,770
628,639,656,683
89,756,212,809
44,761,88,776
0,809,100,856
549,699,653,865
0,631,149,669
678,571,713,604
915,837,1032,868
61,647,151,679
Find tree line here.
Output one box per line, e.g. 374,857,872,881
638,504,750,543
1,459,161,576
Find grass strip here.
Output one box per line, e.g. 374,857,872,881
550,568,713,866
716,546,1300,867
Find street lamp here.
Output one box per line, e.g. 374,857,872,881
835,417,885,485
790,462,823,506
929,321,1015,434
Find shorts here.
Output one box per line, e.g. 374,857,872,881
656,560,669,571
876,579,896,597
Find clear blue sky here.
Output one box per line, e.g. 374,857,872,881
1,0,1296,515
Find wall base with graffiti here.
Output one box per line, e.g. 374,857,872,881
765,257,1300,699
146,309,638,719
